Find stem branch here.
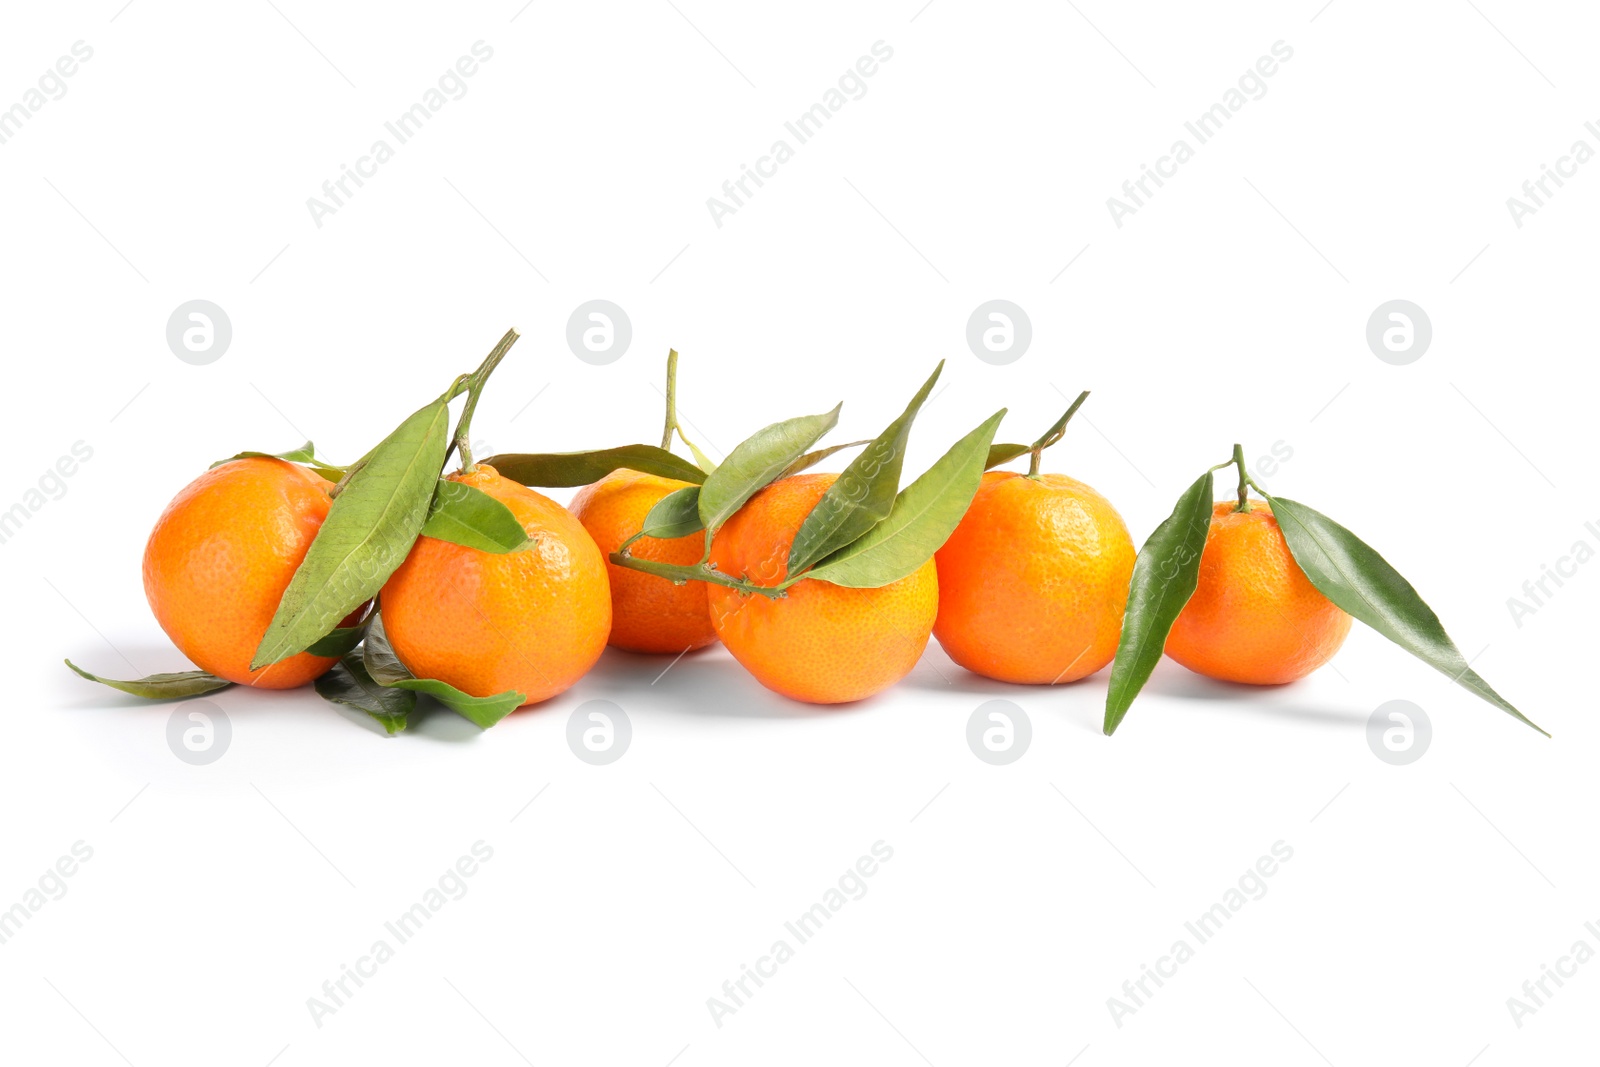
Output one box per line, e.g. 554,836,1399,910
454,328,520,473
608,551,787,599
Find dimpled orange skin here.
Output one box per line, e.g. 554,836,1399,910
1164,500,1352,685
379,465,611,707
933,471,1136,684
569,468,717,655
143,457,346,688
706,473,937,704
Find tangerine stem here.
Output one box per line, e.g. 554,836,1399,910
1231,443,1251,512
1027,389,1090,479
454,328,520,473
607,551,786,599
661,349,679,450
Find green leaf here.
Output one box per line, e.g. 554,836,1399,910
1103,471,1216,735
314,656,415,735
363,615,524,729
984,443,1031,470
212,441,344,482
680,434,718,475
787,363,942,576
697,404,842,532
420,479,532,553
639,485,704,540
251,391,455,669
484,446,707,487
804,408,1005,589
65,659,232,700
305,618,369,658
779,439,873,479
1268,496,1548,736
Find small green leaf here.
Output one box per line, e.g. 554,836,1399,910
212,441,344,482
1268,496,1548,736
314,656,415,734
804,409,1005,589
639,485,704,540
251,390,456,669
680,434,718,476
420,479,531,553
779,439,873,479
1103,471,1216,735
984,443,1031,470
485,446,707,487
363,615,523,729
65,659,232,700
305,619,369,658
787,363,942,576
698,404,842,532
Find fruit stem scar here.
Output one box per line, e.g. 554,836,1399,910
1027,389,1090,478
452,329,520,474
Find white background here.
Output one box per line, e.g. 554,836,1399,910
5,1,1596,1063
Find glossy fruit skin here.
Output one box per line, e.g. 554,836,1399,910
143,457,345,688
933,470,1136,684
379,464,611,707
569,468,717,655
1164,500,1352,685
706,473,937,704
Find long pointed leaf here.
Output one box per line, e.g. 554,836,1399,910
65,659,232,700
787,363,942,576
984,442,1031,470
1103,471,1216,735
804,409,1004,589
314,656,415,735
697,405,842,531
363,614,523,729
1269,496,1547,736
420,479,532,553
639,485,704,540
485,446,706,487
252,394,454,669
212,441,345,482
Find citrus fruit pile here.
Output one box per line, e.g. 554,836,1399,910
67,331,1545,740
